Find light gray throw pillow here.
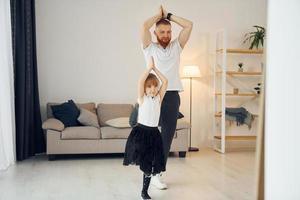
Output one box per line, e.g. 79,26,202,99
77,107,100,128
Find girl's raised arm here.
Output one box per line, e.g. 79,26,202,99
151,57,168,102
138,60,153,104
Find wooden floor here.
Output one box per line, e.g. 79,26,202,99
0,148,256,200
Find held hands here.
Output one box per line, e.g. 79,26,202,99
161,6,167,19
157,5,163,19
158,5,168,19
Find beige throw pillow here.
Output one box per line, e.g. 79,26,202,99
105,117,130,128
42,118,65,131
77,108,100,128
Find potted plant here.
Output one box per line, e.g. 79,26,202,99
238,62,244,72
254,83,262,94
243,25,265,49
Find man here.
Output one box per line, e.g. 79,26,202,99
141,5,193,189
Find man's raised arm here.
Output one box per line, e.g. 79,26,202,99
162,7,193,49
141,6,163,49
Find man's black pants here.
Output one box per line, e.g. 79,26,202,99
159,91,181,165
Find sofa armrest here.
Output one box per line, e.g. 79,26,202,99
42,118,65,131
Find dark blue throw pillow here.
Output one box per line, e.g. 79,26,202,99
129,103,139,128
51,100,80,127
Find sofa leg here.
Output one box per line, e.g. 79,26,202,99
179,151,186,158
48,155,56,161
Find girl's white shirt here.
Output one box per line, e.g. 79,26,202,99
137,94,161,127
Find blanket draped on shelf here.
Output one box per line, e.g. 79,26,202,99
225,107,255,129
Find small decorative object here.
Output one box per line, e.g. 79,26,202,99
243,25,265,49
254,83,261,94
233,88,239,94
238,62,244,72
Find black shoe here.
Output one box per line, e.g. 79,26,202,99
141,191,152,200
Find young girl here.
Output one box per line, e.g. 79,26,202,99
123,56,168,200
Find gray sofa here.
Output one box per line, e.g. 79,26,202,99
42,102,190,160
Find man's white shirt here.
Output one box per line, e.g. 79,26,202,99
141,38,184,92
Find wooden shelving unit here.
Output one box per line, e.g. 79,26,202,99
213,30,263,153
214,135,257,140
216,71,262,76
214,93,257,97
216,48,263,54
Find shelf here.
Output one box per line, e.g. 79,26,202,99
215,93,258,97
214,112,259,117
216,71,262,76
216,48,263,54
213,30,262,153
214,135,257,140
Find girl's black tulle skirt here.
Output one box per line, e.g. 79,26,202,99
123,123,166,176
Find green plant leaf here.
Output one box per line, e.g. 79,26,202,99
245,25,266,49
243,35,254,44
254,25,265,30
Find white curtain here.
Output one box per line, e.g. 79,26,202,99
0,0,16,172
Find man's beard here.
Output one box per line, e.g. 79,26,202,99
157,37,171,48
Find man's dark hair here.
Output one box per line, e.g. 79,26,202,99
156,19,171,27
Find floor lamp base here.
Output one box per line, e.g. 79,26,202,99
188,147,199,152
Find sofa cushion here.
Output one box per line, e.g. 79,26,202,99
157,118,190,130
61,126,100,139
77,108,100,128
175,118,191,130
51,100,80,127
47,102,96,118
97,103,133,126
100,126,131,139
105,117,130,128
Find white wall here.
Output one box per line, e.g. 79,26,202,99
35,0,266,148
265,0,300,199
